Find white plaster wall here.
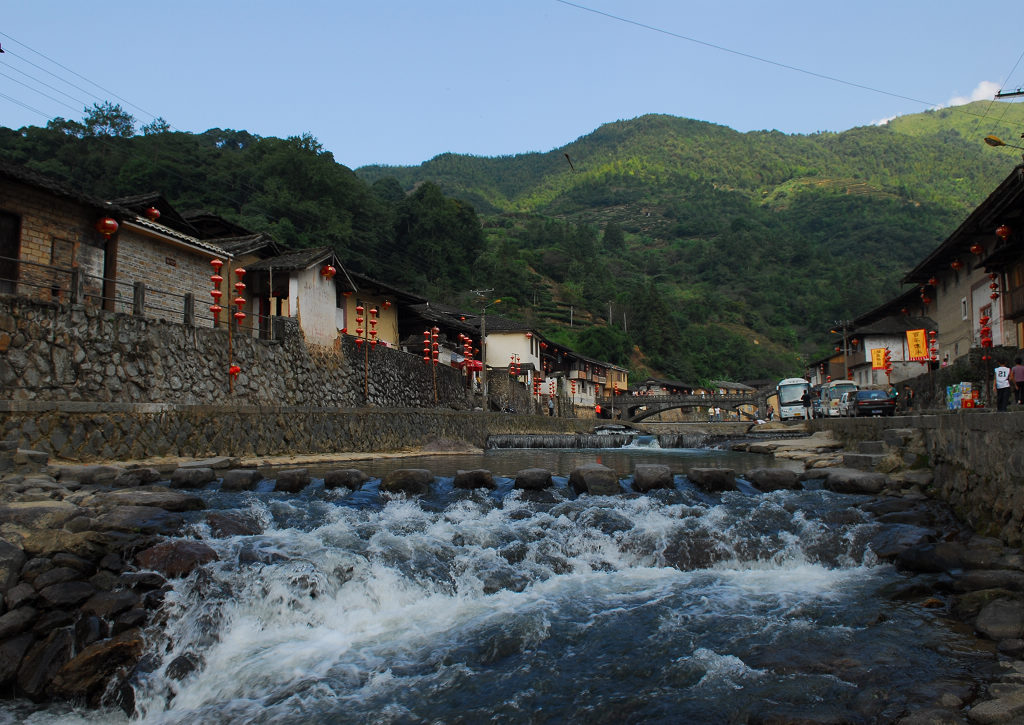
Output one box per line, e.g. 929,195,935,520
290,268,339,346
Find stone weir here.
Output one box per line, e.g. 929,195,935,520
6,442,1024,722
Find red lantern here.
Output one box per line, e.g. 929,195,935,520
211,259,224,272
355,338,364,347
970,242,985,256
95,217,118,239
383,300,392,310
210,289,223,301
525,332,533,339
229,364,241,378
996,224,1011,240
991,292,1000,300
234,268,246,278
234,311,246,324
951,259,963,271
233,297,245,307
920,295,932,305
144,207,160,221
234,282,246,295
900,308,909,315
928,276,938,287
321,265,336,279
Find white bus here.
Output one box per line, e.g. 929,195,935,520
821,379,859,417
776,378,811,420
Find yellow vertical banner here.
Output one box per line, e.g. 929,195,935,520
871,348,886,370
906,329,927,360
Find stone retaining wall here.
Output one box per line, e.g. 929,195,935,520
0,403,595,462
0,295,472,410
813,412,1024,545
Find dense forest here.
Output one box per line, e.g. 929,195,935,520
3,101,1023,384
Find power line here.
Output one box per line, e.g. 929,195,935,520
554,0,1022,127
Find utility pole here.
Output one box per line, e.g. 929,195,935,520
832,320,852,380
471,289,498,406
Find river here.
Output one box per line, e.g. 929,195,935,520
4,443,994,724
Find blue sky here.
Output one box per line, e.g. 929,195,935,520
2,1,1023,169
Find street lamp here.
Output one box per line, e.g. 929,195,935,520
984,135,1024,160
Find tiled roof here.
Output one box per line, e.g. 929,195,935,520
244,246,334,271
209,233,281,257
0,158,123,216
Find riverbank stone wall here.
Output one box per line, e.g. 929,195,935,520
813,412,1024,545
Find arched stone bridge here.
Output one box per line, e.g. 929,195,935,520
596,393,762,423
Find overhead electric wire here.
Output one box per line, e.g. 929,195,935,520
554,0,1023,129
0,31,160,121
0,69,83,116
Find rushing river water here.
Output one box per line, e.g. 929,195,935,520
6,444,994,724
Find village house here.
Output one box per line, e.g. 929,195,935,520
0,161,229,322
903,163,1023,363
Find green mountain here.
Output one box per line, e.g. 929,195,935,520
356,102,1024,380
3,101,1022,384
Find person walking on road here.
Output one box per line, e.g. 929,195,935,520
801,390,812,420
995,360,1012,412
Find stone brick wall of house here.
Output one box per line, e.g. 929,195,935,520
113,227,215,325
0,178,102,303
0,294,472,410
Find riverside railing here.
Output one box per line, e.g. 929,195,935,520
0,254,272,338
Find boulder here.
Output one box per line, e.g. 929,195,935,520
895,542,968,574
274,468,311,493
0,632,33,686
820,468,887,495
95,487,204,512
135,540,218,578
0,606,37,639
687,468,737,492
33,566,82,590
219,469,264,491
0,501,79,530
453,469,496,490
39,581,97,608
57,465,127,486
179,457,237,470
206,511,262,538
955,570,1024,593
632,464,673,492
513,468,553,491
744,467,800,492
569,464,622,496
22,530,111,559
5,582,36,610
169,467,216,489
92,505,184,535
323,469,370,490
17,627,74,701
80,590,140,619
380,469,433,495
0,539,25,594
867,524,936,560
118,467,162,486
50,628,144,703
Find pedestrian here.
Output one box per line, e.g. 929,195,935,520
547,397,555,416
994,360,1012,412
714,406,722,421
1013,357,1024,405
903,385,915,413
801,390,812,420
767,404,774,421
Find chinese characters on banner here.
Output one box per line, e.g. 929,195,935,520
871,348,887,370
906,329,928,361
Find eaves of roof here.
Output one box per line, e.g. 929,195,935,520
903,164,1024,283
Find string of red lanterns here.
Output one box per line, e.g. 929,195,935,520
979,315,993,361
989,272,1000,301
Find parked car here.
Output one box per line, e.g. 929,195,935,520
838,391,855,417
846,389,897,417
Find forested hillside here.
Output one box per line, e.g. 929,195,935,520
2,101,1022,383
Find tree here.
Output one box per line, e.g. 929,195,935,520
602,221,625,250
83,102,135,138
141,117,171,135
